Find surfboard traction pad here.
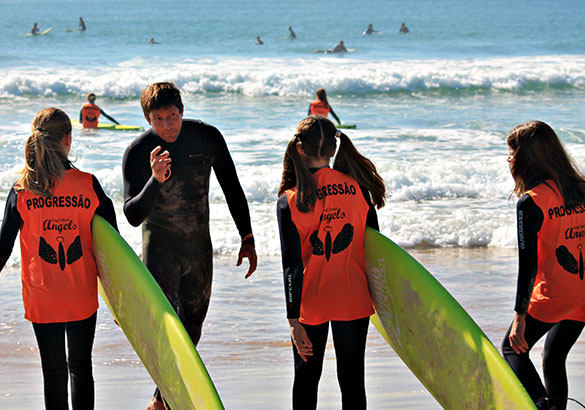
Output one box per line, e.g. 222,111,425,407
364,228,536,410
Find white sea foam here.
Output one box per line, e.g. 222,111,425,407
2,55,585,98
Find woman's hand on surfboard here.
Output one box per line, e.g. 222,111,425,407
150,146,172,183
289,319,313,361
237,244,257,278
509,313,529,354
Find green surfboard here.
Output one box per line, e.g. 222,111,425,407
364,228,535,409
92,215,224,410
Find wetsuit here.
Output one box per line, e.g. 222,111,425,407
277,167,378,409
122,119,253,403
79,104,118,128
0,168,117,410
502,182,585,410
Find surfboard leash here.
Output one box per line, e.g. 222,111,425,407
568,397,585,409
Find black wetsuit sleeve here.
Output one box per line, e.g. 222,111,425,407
277,194,303,319
360,185,379,231
100,109,119,125
514,194,544,314
122,145,162,227
91,175,118,231
212,129,254,244
329,106,341,125
0,188,22,266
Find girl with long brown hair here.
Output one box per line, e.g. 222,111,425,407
308,88,342,125
0,107,117,410
502,121,585,410
277,115,385,409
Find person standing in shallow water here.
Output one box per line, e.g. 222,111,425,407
0,107,117,410
277,116,385,409
308,88,341,126
122,82,257,410
502,121,585,410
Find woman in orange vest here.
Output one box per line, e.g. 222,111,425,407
502,121,585,410
308,88,341,125
0,108,117,410
80,92,119,128
277,116,385,409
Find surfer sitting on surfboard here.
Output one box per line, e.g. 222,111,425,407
308,88,341,126
31,22,40,35
80,93,119,129
502,121,585,410
79,17,86,31
123,82,257,410
277,116,385,409
0,108,117,410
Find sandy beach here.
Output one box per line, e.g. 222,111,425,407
2,249,585,409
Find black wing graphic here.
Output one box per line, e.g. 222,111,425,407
332,223,354,254
66,236,83,265
556,245,579,274
310,230,324,256
39,237,58,265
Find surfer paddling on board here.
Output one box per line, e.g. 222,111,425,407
308,88,341,126
80,93,119,129
277,116,385,409
122,82,257,410
502,121,585,410
0,108,117,410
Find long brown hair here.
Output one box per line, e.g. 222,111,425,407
278,116,386,212
15,108,72,197
507,120,585,208
315,88,329,108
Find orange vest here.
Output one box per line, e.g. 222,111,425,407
16,169,99,323
81,103,100,128
526,180,585,323
309,100,330,117
285,167,374,325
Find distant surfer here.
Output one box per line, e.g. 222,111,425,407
314,40,349,54
31,22,40,35
308,88,341,126
288,26,297,39
122,82,257,410
502,121,585,410
80,93,119,129
79,17,86,31
255,35,264,45
363,23,378,35
277,116,385,409
0,108,117,409
148,37,158,44
399,22,409,34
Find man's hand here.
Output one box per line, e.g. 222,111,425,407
150,146,172,183
509,312,530,354
237,243,257,278
289,319,313,362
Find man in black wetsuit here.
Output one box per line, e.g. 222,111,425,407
122,82,257,410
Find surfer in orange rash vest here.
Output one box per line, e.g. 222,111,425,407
308,88,341,126
502,121,585,410
0,108,117,409
80,92,119,129
276,116,385,409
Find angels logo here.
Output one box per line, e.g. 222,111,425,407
309,223,354,261
39,235,83,271
555,244,584,280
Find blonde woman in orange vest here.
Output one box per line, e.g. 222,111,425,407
79,92,119,129
308,88,341,125
502,121,585,410
277,116,385,409
0,108,117,410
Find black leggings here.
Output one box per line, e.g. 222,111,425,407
32,312,97,410
292,317,370,410
502,314,584,410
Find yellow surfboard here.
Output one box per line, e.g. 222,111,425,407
365,228,535,409
92,215,224,409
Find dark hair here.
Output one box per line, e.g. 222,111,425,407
315,88,329,108
507,120,585,208
278,116,386,212
87,92,96,102
16,108,72,197
140,82,184,117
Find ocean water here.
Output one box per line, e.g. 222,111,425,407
1,0,585,408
